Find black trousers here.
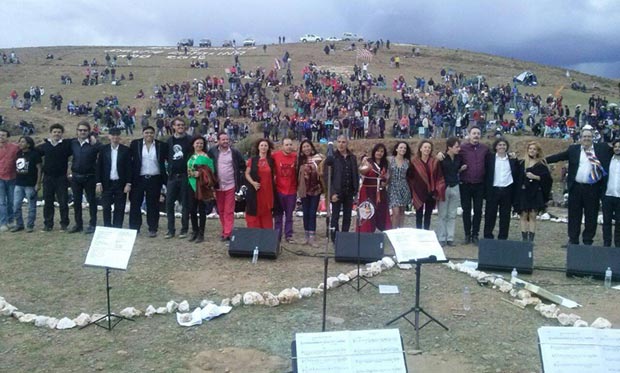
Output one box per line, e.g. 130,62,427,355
71,174,97,228
188,187,212,233
42,174,69,229
166,173,189,234
568,183,601,245
415,196,436,230
330,193,354,241
129,175,162,233
460,182,484,238
602,195,620,247
483,186,513,240
102,180,127,228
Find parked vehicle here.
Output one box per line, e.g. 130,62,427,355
222,40,233,47
342,32,364,42
325,36,341,42
243,38,256,47
178,38,194,47
300,34,323,43
198,39,212,47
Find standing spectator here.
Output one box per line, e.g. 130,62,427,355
388,142,412,229
324,135,359,241
546,129,612,245
129,126,168,237
244,139,277,229
186,136,215,243
165,117,192,239
358,143,391,232
0,129,19,231
207,133,246,241
272,138,298,243
407,140,445,230
483,138,518,240
602,139,620,247
436,137,464,246
296,140,324,247
514,141,552,242
457,126,489,244
11,136,41,232
96,128,132,228
37,124,72,232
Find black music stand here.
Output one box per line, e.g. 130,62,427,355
81,267,134,331
386,256,449,349
345,202,378,292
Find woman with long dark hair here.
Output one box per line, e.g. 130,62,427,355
295,139,325,246
244,138,277,229
407,140,445,230
388,141,412,229
357,143,391,232
186,136,215,243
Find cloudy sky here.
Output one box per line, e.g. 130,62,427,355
2,0,619,78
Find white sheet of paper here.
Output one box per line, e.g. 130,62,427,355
84,227,137,270
295,329,406,373
379,285,399,294
384,228,446,263
538,326,620,373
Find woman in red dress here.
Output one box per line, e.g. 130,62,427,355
357,143,391,232
407,140,445,230
244,139,277,229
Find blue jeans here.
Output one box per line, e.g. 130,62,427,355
301,194,320,232
13,185,37,228
0,178,16,226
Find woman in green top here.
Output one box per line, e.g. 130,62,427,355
187,136,214,243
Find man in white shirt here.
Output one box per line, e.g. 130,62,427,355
96,128,131,228
483,138,517,240
602,139,620,247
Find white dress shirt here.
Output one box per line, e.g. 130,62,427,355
575,147,596,184
493,154,513,187
606,156,620,198
110,145,119,180
140,142,160,176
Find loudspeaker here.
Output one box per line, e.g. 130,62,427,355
477,239,533,274
228,227,280,259
334,232,385,263
566,244,620,280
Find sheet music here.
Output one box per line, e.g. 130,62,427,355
538,326,620,373
295,329,406,373
384,228,446,263
84,227,137,270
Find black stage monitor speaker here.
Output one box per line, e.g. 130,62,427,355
566,244,620,280
334,232,385,263
477,239,533,274
228,227,280,259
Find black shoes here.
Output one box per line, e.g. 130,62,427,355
67,226,83,234
84,226,96,234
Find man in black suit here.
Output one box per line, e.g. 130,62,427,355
547,128,613,245
483,138,518,240
128,126,168,237
96,127,131,228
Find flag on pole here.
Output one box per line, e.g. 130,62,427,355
274,58,281,70
356,48,373,62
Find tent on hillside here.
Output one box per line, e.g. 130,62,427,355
513,71,538,86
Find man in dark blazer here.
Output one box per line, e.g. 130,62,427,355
547,128,613,245
96,128,131,228
483,138,519,240
128,126,168,237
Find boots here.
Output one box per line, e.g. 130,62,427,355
195,228,204,243
308,231,319,248
528,232,535,242
521,232,528,241
188,231,198,242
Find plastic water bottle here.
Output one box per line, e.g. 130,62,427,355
252,247,259,264
511,268,518,280
604,267,612,289
463,286,471,311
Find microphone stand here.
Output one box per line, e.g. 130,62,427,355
321,154,333,332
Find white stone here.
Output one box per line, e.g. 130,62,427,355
524,297,541,306
178,300,190,312
231,294,242,306
299,287,313,298
326,277,341,289
540,213,551,221
445,261,456,270
200,299,214,308
514,299,529,308
573,320,589,327
220,298,231,307
12,311,24,319
469,270,481,279
493,278,506,287
311,288,323,295
337,273,350,283
277,288,301,304
18,313,37,323
119,307,142,318
346,269,360,280
516,290,532,299
591,317,612,329
156,307,167,315
476,272,488,281
0,303,17,316
145,305,157,317
46,317,59,329
535,303,559,319
91,313,106,322
262,292,280,307
243,291,265,305
73,313,91,327
366,262,382,276
166,300,179,313
0,299,6,310
56,317,77,329
557,313,575,326
499,283,513,293
381,257,396,269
